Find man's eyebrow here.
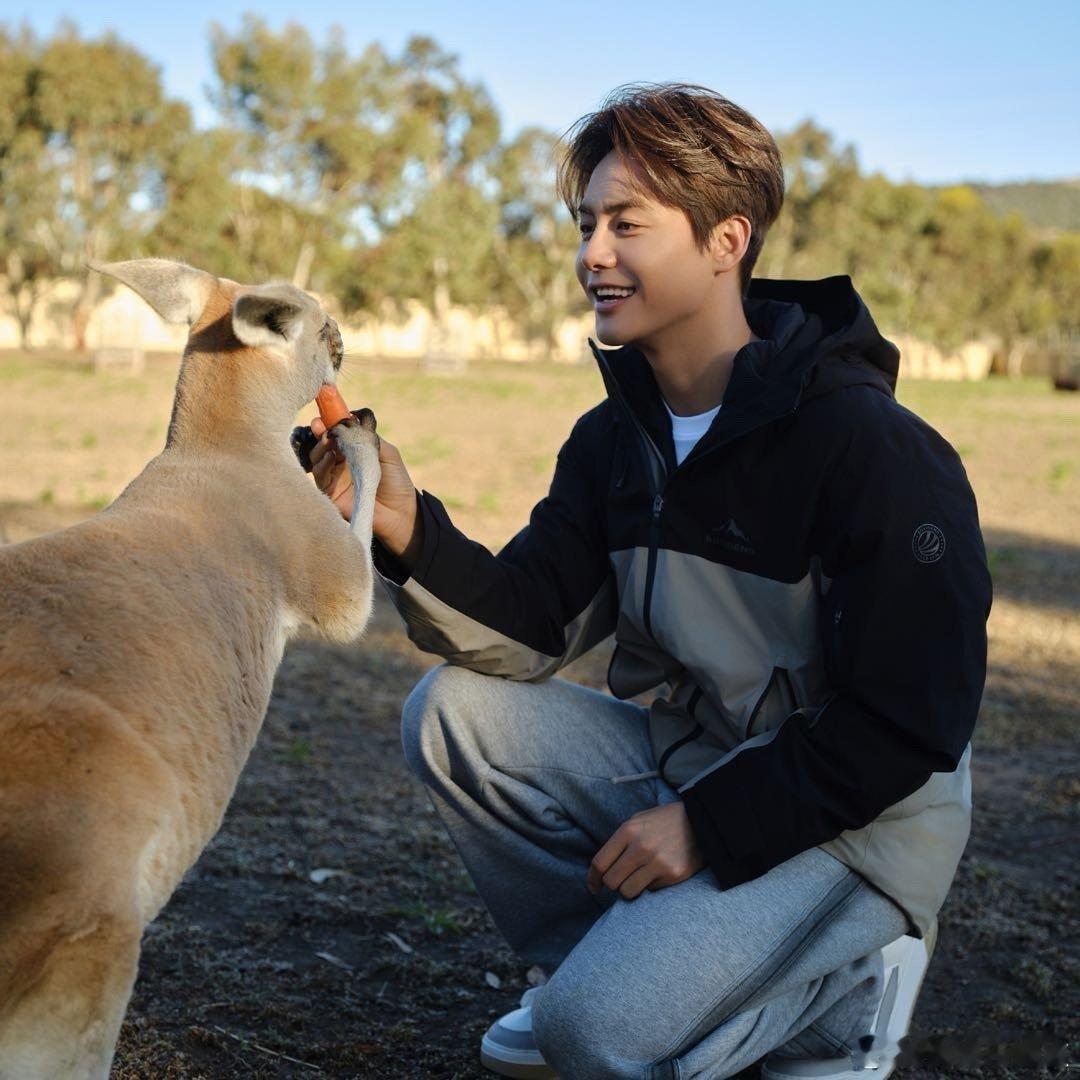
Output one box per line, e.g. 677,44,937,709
576,198,647,216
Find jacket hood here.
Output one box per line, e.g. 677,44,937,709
744,275,900,401
588,275,900,465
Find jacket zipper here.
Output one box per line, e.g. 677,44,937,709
593,354,670,644
642,492,664,639
593,348,799,646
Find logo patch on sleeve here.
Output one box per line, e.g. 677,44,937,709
912,523,946,563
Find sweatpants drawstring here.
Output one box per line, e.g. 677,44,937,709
609,769,662,784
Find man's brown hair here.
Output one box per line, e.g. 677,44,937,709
556,82,785,294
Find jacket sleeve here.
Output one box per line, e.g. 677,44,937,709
372,408,617,680
680,399,992,888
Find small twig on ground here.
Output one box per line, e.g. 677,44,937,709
211,1025,323,1073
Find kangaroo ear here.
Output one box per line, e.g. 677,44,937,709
232,292,306,349
88,259,216,325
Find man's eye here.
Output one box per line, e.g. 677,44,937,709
579,222,635,236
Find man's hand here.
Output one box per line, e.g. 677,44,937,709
310,415,424,568
587,801,706,900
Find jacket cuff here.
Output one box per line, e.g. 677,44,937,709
681,787,759,891
372,489,442,585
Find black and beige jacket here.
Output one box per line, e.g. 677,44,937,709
375,275,992,938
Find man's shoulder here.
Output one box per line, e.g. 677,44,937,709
801,384,959,461
798,385,972,508
566,398,618,447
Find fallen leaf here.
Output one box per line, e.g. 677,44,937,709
484,971,502,989
384,931,414,955
315,951,354,972
309,868,349,884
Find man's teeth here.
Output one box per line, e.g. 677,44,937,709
595,287,634,299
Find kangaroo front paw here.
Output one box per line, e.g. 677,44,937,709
352,407,377,434
333,409,379,451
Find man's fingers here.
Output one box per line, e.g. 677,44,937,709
588,828,631,893
330,464,353,501
311,416,327,438
311,433,343,470
601,848,650,896
618,864,658,901
313,448,348,494
312,454,333,491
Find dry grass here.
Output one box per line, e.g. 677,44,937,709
1,349,1077,1077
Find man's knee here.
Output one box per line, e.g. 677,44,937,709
400,663,487,780
532,978,607,1074
532,974,667,1077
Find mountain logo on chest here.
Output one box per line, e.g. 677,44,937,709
706,518,757,555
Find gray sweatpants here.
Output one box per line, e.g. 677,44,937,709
401,664,910,1080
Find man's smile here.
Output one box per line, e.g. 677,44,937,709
590,284,637,312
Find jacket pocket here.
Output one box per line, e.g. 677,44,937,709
656,686,704,775
745,666,798,739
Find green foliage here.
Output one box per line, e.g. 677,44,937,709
758,120,1079,355
285,739,314,763
0,20,1076,365
960,179,1080,232
393,901,464,936
0,26,63,346
1047,460,1074,491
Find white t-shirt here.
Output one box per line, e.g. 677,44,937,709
663,399,722,465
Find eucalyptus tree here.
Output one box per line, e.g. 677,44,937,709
209,15,410,293
150,126,311,284
759,119,862,280
0,27,59,348
347,34,503,348
487,126,582,360
1036,234,1080,337
33,24,186,349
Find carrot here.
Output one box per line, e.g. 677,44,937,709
315,384,352,430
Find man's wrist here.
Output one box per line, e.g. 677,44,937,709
376,494,424,573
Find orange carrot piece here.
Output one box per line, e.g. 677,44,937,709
316,384,351,430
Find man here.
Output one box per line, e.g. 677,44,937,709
310,82,991,1079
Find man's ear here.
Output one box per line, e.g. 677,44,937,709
710,216,752,272
232,293,306,349
88,259,216,325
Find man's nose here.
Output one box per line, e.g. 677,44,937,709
581,229,616,271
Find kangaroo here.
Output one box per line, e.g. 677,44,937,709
0,259,381,1079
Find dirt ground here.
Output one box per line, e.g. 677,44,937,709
0,350,1076,1078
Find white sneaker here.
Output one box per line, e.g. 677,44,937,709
760,918,938,1079
480,985,558,1079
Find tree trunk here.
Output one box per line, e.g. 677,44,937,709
16,303,33,351
1006,340,1026,379
292,238,316,291
545,269,569,361
428,254,452,355
72,270,103,354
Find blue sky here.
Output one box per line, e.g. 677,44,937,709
7,0,1079,185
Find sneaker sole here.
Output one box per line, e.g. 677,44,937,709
761,1059,888,1079
761,921,938,1080
873,919,936,1061
480,1040,558,1079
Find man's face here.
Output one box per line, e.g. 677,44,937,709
575,150,719,349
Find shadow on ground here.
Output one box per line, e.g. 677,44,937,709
107,586,1077,1078
3,503,1072,1077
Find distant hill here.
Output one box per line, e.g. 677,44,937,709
929,178,1080,233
